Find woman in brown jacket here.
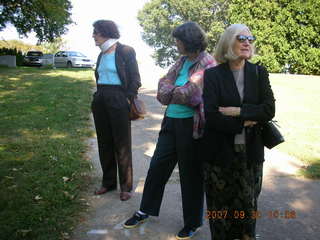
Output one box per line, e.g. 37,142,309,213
91,19,141,201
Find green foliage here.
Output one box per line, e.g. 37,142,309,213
0,47,24,65
0,38,65,55
138,0,229,67
40,37,67,54
0,40,42,54
229,0,320,74
139,0,320,74
0,0,73,42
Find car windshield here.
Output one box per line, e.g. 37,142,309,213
27,52,43,56
69,52,86,57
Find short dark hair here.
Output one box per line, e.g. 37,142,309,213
172,21,208,53
93,20,120,39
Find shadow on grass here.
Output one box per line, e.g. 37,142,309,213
298,159,320,179
0,67,95,240
73,87,320,240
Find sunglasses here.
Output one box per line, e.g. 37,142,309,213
236,35,256,43
93,30,99,35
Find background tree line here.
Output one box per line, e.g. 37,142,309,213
0,38,68,66
138,0,320,75
0,38,67,54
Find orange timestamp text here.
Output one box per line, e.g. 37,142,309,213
206,210,297,220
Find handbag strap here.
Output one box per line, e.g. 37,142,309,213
255,65,281,128
255,65,259,80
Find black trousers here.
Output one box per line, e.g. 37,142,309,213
140,117,204,228
91,85,132,192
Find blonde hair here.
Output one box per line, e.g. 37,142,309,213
214,24,255,63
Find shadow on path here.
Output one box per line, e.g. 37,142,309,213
72,88,320,240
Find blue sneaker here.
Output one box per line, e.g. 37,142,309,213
123,212,149,229
176,226,200,239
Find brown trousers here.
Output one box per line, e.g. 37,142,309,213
91,85,132,192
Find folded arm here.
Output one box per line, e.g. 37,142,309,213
203,70,244,134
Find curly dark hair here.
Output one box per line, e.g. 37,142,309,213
172,21,208,53
93,20,120,39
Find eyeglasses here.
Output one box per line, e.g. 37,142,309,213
93,30,99,35
236,35,256,43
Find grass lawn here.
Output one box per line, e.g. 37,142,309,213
0,66,319,239
0,67,95,240
270,73,320,178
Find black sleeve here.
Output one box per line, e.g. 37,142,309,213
203,69,244,134
124,47,141,100
240,66,275,121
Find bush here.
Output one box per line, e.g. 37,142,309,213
0,48,24,66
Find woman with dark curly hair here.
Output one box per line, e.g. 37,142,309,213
123,21,216,239
91,20,141,201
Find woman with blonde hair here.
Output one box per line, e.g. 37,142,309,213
202,24,275,240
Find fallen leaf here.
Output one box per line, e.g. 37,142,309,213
61,232,70,239
63,191,75,200
17,229,32,237
34,195,42,201
62,177,70,182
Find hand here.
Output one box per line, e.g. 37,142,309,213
244,120,257,127
219,107,241,117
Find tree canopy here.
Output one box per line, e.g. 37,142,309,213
0,0,73,42
229,0,320,74
138,0,320,74
138,0,229,67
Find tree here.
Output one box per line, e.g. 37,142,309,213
0,39,42,53
0,0,73,42
229,0,320,74
138,0,229,67
138,0,320,74
40,37,68,54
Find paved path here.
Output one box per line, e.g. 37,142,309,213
71,88,320,240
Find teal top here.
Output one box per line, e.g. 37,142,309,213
166,59,195,118
97,52,121,85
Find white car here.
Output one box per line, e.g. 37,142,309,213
54,51,95,68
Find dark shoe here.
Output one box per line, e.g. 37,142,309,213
176,226,200,239
120,192,132,201
94,186,116,195
123,212,149,229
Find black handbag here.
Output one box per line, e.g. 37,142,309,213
261,120,284,149
255,66,284,149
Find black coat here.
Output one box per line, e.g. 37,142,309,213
202,61,275,166
95,42,141,100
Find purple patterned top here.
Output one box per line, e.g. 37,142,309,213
157,51,217,139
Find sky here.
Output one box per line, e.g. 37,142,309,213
0,0,165,88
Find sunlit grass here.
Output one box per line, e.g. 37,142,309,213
0,67,95,240
270,73,320,178
0,66,319,239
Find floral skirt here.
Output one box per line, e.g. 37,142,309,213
204,149,263,240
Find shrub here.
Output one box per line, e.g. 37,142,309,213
0,48,24,66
